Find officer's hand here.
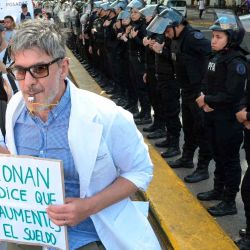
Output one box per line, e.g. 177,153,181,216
89,46,93,54
152,42,164,54
117,32,122,38
196,94,205,108
130,28,138,38
91,28,97,34
203,104,214,112
114,21,121,29
143,73,147,83
121,34,128,42
47,197,94,227
236,108,247,123
84,33,89,39
125,25,132,34
143,37,150,46
103,19,111,27
244,121,250,130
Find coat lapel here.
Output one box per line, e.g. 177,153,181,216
68,82,103,197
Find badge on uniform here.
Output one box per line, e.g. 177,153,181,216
236,63,246,75
194,32,204,40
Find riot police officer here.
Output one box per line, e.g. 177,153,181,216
147,8,212,183
140,4,167,139
196,12,247,217
127,0,152,125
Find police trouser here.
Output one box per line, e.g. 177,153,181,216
205,109,243,201
114,53,129,98
241,130,250,230
129,55,151,115
157,76,181,137
182,99,211,162
146,69,162,125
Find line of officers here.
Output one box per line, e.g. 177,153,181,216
63,0,250,248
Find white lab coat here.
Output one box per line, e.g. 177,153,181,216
4,80,161,250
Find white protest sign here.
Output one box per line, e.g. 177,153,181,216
0,0,34,21
0,154,68,250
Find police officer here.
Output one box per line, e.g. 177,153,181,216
140,4,167,139
147,8,212,182
127,0,152,125
196,12,247,217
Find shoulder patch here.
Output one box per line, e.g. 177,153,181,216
236,63,246,75
194,32,204,39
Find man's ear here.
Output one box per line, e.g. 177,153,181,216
60,57,69,79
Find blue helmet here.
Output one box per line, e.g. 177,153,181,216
127,0,145,10
210,10,245,47
93,1,103,8
100,2,112,11
146,7,184,34
139,4,166,17
117,9,130,19
111,0,128,10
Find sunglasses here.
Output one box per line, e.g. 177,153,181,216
7,57,64,80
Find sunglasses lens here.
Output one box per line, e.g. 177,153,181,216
30,65,48,78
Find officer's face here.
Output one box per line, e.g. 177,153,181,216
165,27,174,39
122,18,130,26
131,8,141,21
211,31,228,51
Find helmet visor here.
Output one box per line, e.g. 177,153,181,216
146,14,173,34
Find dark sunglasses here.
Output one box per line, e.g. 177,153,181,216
7,57,64,80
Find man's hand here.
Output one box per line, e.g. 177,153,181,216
196,94,205,108
47,197,94,227
0,146,10,154
244,120,250,130
236,108,247,123
203,104,214,112
0,62,7,73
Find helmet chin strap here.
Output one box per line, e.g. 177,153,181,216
173,27,177,40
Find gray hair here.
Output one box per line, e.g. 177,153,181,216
11,19,66,59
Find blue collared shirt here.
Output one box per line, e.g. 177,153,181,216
14,83,99,250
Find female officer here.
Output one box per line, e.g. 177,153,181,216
196,13,248,217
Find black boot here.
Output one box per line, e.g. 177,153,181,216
161,146,181,158
155,138,169,148
135,114,152,126
197,189,224,201
240,229,247,238
143,123,157,132
161,135,181,158
207,201,237,217
184,168,209,183
236,236,250,250
168,151,194,169
147,128,167,139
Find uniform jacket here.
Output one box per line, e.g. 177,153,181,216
5,80,161,250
